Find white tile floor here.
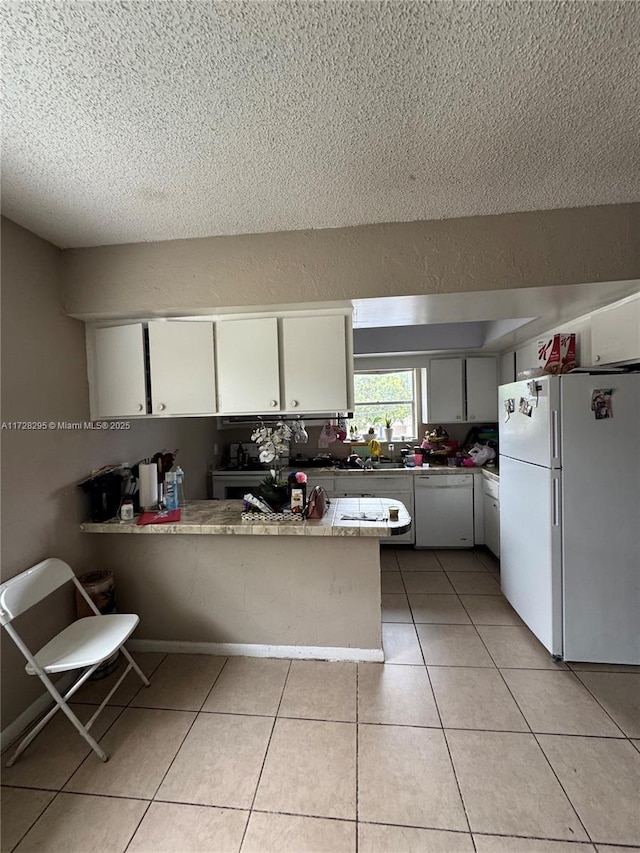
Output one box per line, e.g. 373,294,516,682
2,547,639,853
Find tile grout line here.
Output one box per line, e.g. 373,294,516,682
237,658,293,852
432,552,483,852
144,655,230,802
427,555,593,847
6,788,63,853
2,649,163,802
571,670,634,742
461,593,595,846
410,551,478,851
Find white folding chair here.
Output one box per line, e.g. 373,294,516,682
0,557,150,766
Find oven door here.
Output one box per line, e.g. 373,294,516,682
210,473,264,500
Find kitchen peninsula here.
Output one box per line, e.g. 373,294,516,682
81,498,411,663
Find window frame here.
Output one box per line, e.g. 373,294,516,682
353,368,418,440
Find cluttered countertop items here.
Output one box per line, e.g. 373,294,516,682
78,449,186,524
80,498,412,537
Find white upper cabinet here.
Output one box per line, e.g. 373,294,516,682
466,357,498,421
87,309,353,419
216,313,352,415
216,317,280,414
423,357,497,423
148,321,216,415
281,315,349,413
590,298,640,365
89,324,147,419
423,359,465,422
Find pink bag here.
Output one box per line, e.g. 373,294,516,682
305,485,330,519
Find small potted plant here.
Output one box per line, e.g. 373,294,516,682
384,416,394,443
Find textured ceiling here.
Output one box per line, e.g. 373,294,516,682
2,0,640,248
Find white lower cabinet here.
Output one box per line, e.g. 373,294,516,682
482,477,500,557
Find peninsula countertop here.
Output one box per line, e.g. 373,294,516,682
80,498,412,537
211,464,498,479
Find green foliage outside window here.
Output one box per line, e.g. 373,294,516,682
353,371,416,438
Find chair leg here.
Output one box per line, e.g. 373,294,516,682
120,646,151,687
58,702,108,762
5,670,109,767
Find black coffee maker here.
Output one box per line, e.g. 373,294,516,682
79,470,123,522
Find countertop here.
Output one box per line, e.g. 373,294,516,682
212,465,499,478
80,498,412,537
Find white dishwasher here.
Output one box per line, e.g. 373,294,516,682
414,473,474,548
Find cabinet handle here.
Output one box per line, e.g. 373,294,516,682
290,400,299,407
594,354,601,363
469,415,476,420
157,403,166,411
269,400,278,407
456,415,462,420
137,403,144,412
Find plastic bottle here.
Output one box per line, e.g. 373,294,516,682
175,466,185,506
164,471,179,510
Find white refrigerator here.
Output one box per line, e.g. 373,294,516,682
498,373,640,664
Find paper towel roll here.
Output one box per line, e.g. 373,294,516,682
139,463,159,509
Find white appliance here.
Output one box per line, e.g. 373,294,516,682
414,472,474,548
499,374,639,664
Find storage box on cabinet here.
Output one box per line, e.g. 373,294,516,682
87,321,216,420
421,357,497,423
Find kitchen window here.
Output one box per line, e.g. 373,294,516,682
353,369,417,439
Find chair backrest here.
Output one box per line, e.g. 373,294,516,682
0,558,76,625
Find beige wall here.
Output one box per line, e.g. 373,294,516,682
62,204,640,320
0,218,217,730
90,534,382,653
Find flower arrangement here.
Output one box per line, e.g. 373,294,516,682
251,422,292,464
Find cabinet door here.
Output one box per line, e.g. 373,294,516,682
216,318,280,413
90,324,146,418
466,357,498,422
484,492,500,557
426,359,464,422
281,315,348,413
591,299,640,365
148,321,216,415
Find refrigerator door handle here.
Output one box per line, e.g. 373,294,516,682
551,410,560,462
552,477,560,526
